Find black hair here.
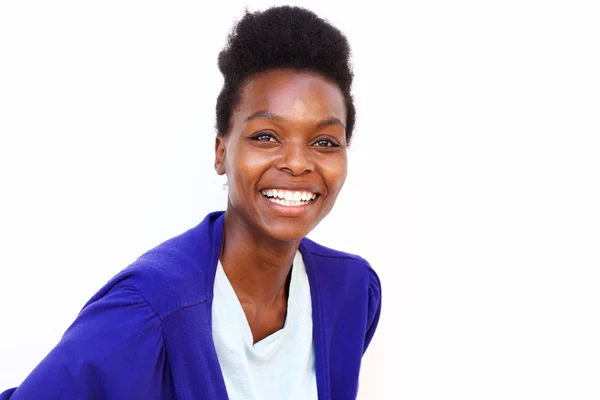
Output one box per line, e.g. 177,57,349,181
216,6,356,143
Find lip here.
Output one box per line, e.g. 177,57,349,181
260,191,320,217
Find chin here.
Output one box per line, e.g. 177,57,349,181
255,195,329,241
262,220,315,242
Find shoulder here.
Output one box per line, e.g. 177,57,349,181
95,212,224,320
301,236,367,263
300,237,381,304
300,237,379,282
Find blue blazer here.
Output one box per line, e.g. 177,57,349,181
1,211,381,399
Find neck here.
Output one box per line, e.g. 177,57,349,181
220,210,301,305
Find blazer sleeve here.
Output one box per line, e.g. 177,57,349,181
1,282,172,399
363,266,382,353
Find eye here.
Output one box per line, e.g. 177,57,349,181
250,132,278,142
313,138,340,147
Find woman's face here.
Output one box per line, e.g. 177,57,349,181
215,69,348,242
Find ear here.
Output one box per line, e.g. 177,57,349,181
214,135,227,175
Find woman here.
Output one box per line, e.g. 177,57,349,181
1,6,381,400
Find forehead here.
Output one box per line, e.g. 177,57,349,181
236,69,346,124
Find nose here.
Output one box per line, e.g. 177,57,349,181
275,141,314,176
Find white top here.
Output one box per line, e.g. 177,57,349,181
212,250,318,400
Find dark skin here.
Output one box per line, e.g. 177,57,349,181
214,68,348,343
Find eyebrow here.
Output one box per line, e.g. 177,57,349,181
244,110,346,129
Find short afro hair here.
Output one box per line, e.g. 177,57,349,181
216,6,356,143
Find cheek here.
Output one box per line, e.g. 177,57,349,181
226,146,271,193
323,156,348,196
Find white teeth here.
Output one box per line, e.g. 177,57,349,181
261,189,318,206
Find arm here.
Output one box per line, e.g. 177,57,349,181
1,283,172,399
364,266,382,353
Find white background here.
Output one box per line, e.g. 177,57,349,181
1,1,599,399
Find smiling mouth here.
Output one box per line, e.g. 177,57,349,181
261,189,318,207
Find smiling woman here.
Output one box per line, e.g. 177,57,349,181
0,6,381,400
